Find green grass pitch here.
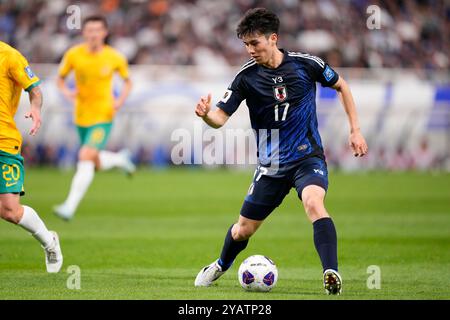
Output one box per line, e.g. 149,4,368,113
0,168,449,299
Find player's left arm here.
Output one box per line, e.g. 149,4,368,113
332,76,368,157
114,54,133,110
25,85,43,136
8,51,43,136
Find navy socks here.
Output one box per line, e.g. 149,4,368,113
313,217,338,272
217,218,337,273
218,225,249,271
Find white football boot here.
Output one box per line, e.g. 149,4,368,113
53,203,74,221
195,260,225,287
323,269,342,295
44,231,63,273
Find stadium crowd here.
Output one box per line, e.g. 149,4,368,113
1,0,448,171
21,137,446,171
0,0,448,71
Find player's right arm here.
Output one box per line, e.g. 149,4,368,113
57,49,76,103
196,72,246,128
195,93,229,128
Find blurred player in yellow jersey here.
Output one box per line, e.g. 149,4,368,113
0,41,63,272
54,15,134,221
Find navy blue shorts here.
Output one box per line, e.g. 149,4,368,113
241,156,329,221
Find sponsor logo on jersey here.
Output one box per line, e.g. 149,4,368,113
313,168,324,176
24,66,35,79
273,85,287,102
323,65,335,82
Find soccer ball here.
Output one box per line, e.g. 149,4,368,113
238,255,278,292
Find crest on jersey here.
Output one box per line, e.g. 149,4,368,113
24,66,35,79
273,85,287,102
323,65,335,82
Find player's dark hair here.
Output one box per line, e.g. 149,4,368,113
82,15,108,29
236,8,280,39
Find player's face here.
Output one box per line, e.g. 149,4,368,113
82,21,108,47
242,33,278,65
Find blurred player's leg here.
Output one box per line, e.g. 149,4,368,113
55,123,135,220
54,160,95,220
99,149,136,175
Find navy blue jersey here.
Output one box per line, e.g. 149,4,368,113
217,49,339,166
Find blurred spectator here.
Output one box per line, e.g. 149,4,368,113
388,146,414,171
413,137,435,170
373,146,389,169
0,0,448,72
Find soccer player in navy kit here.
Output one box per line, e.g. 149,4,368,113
194,8,368,295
